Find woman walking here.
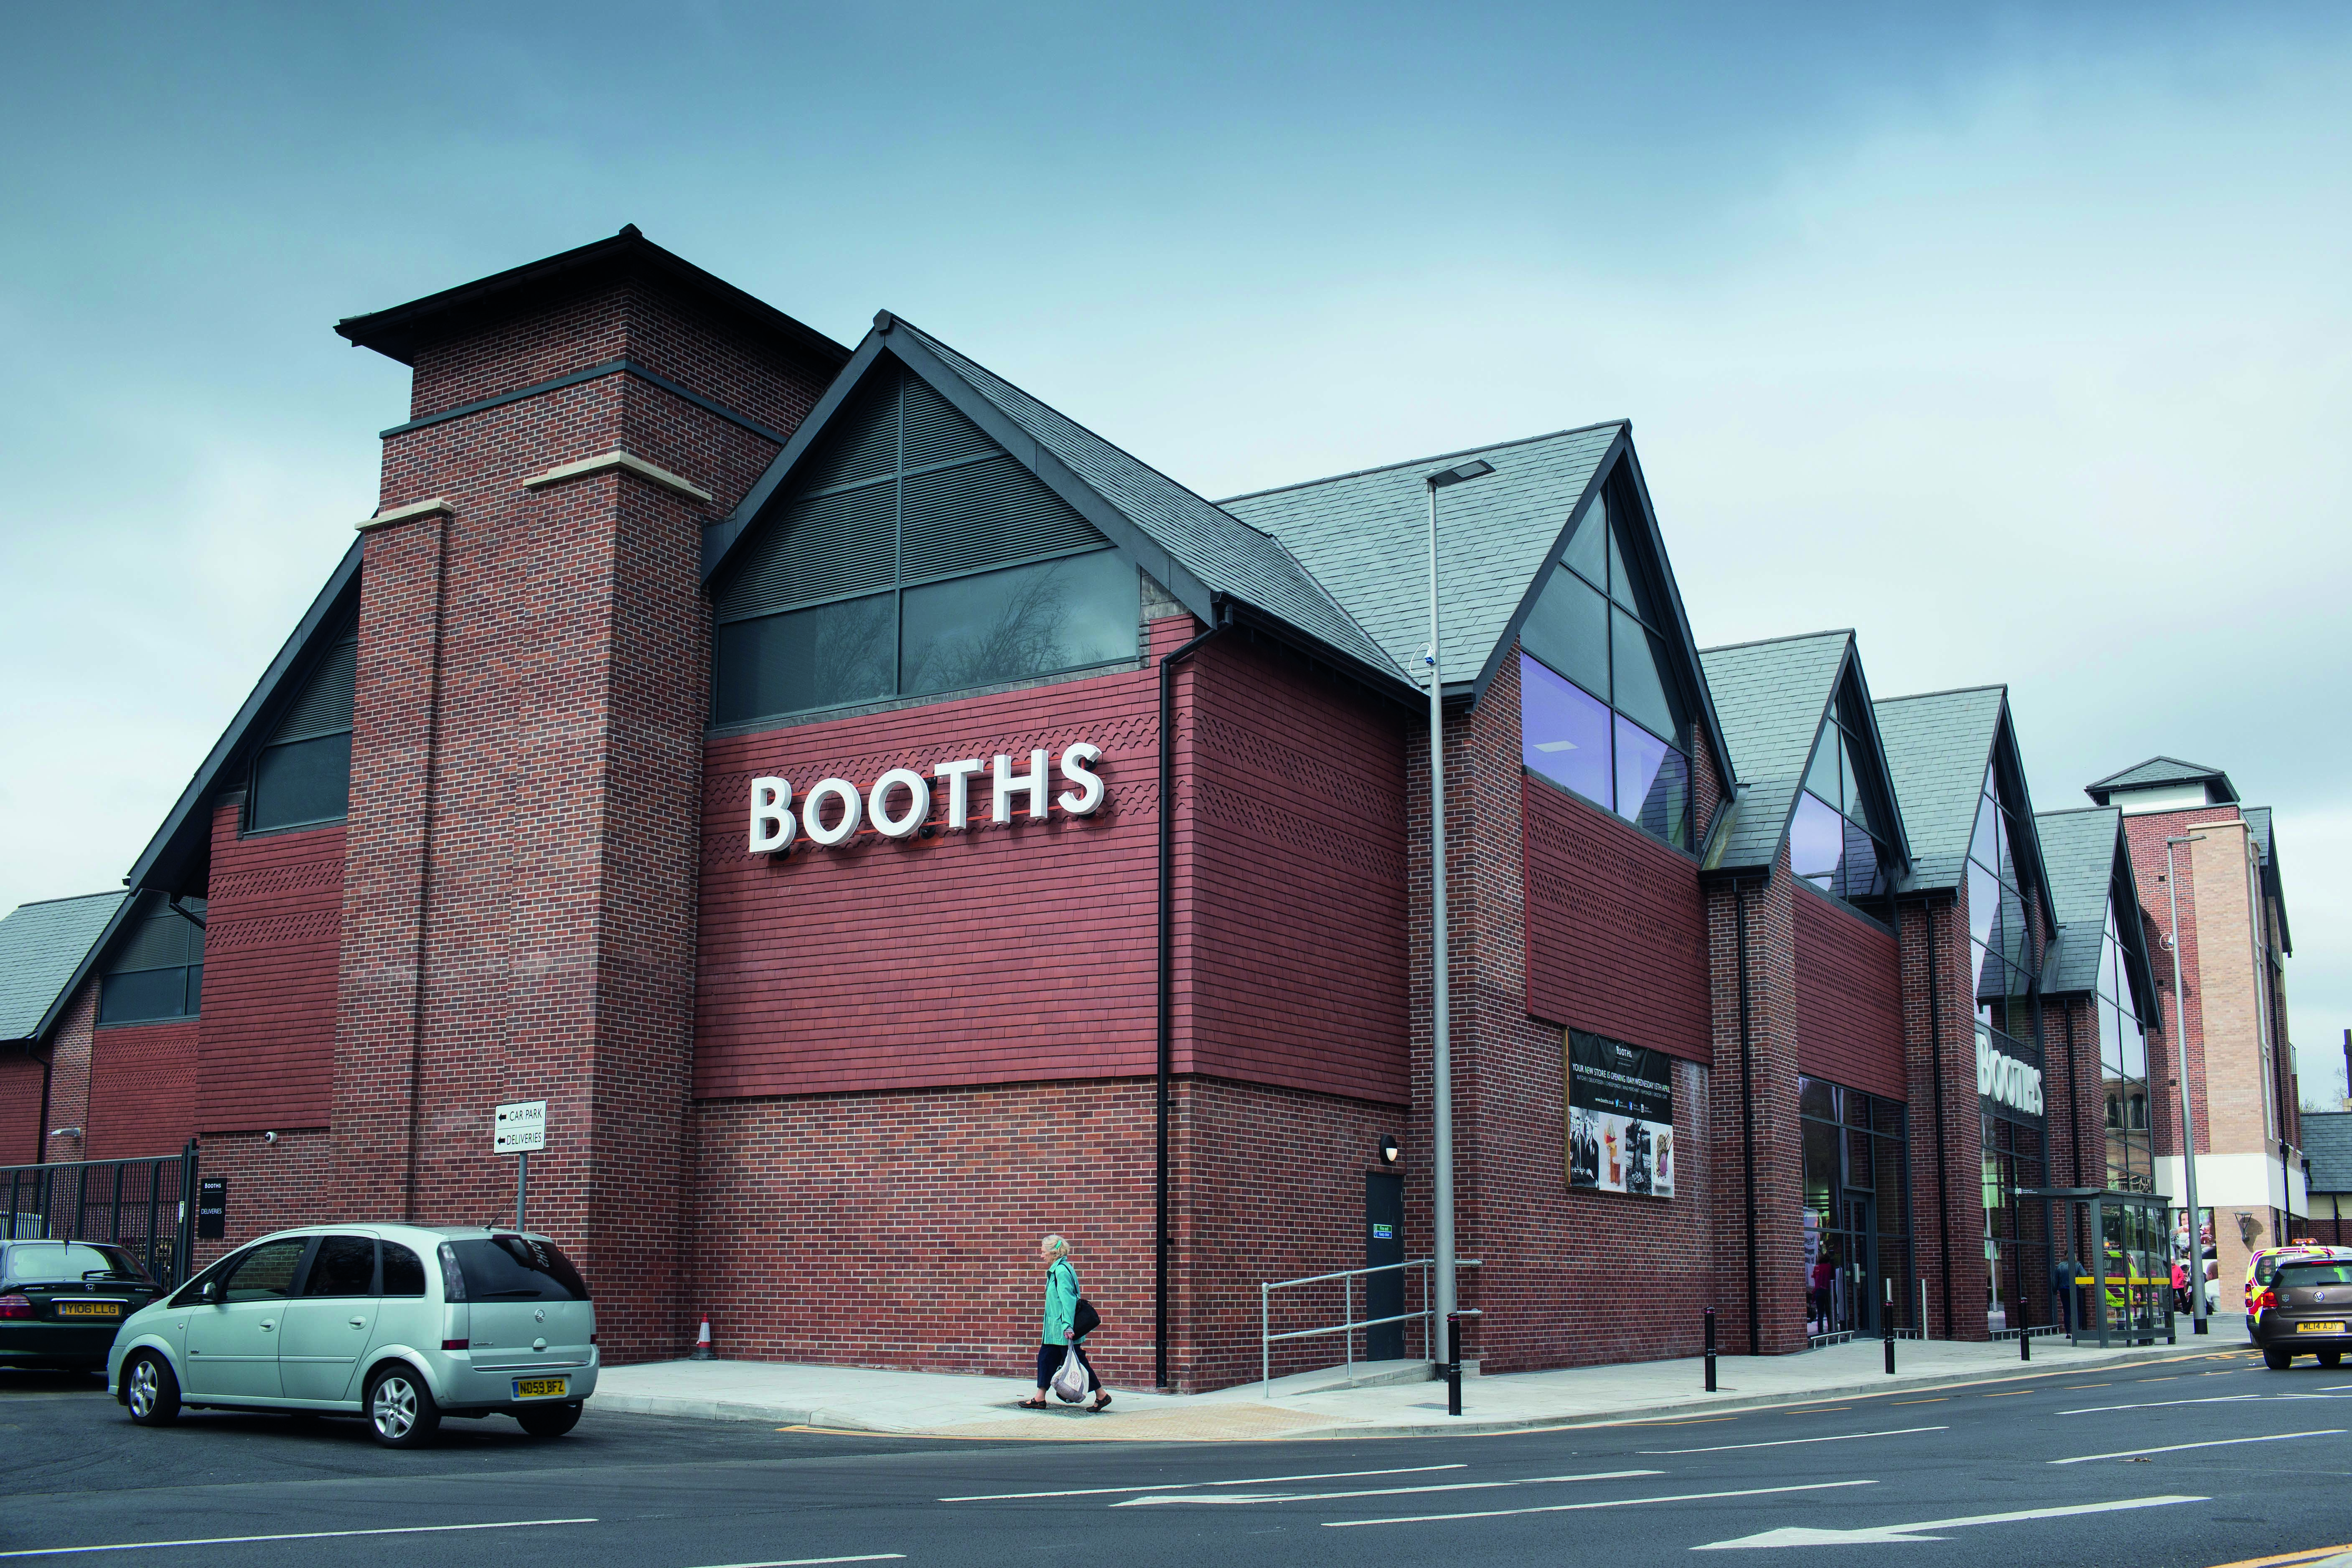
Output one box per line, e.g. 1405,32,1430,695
1020,1234,1110,1412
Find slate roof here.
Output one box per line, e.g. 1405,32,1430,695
1219,425,1620,694
0,891,129,1044
1696,632,1850,871
2306,1113,2352,1193
2243,805,2292,954
1872,687,2005,892
2085,755,2238,805
2035,807,2122,995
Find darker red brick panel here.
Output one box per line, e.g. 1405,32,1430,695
1792,885,1905,1100
199,806,345,1131
0,1054,44,1167
86,1021,198,1159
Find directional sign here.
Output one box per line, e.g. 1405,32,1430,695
1691,1494,2205,1550
494,1100,548,1154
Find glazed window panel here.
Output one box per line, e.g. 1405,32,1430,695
900,549,1136,697
713,593,895,722
1520,655,1614,807
1519,567,1609,698
1613,714,1689,849
1608,610,1681,743
1789,791,1844,887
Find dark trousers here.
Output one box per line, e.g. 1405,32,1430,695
1036,1339,1093,1389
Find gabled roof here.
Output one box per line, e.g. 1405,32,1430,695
336,225,850,372
706,316,1408,696
2306,1112,2352,1193
1696,631,1912,877
125,542,364,900
0,891,130,1044
2033,806,2159,1015
1872,685,2057,927
2244,805,2291,954
2085,755,2239,805
1220,424,1735,771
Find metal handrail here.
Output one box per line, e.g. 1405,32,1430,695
1260,1257,1482,1398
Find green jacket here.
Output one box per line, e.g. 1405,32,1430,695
1042,1258,1080,1344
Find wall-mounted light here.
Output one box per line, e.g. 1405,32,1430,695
48,1126,82,1140
1379,1134,1401,1165
264,1131,277,1144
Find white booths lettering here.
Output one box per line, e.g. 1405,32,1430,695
1976,1028,2044,1118
748,744,1106,855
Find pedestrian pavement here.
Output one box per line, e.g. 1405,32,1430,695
594,1316,2253,1442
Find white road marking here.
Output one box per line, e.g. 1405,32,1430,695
2059,1393,2349,1414
1321,1479,1875,1529
2049,1430,2344,1464
0,1520,597,1560
1691,1493,2205,1548
686,1559,904,1567
1115,1470,1658,1507
1641,1426,1945,1454
941,1463,1463,1501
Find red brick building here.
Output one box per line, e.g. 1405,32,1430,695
1,229,2229,1386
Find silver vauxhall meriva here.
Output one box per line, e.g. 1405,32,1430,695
107,1224,597,1447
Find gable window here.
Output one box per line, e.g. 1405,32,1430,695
1790,697,1895,903
1965,764,2039,1044
711,367,1139,727
1518,482,1694,849
2097,900,2154,1192
98,895,204,1026
249,620,356,833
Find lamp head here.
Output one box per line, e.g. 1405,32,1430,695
1426,459,1494,489
1378,1134,1401,1165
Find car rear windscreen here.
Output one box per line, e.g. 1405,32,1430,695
3,1243,150,1287
447,1236,590,1301
2278,1263,2352,1288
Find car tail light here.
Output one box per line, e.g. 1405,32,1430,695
0,1295,31,1320
2256,1288,2278,1312
441,1338,469,1351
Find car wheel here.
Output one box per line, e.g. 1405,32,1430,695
2263,1346,2294,1370
124,1352,181,1426
365,1366,442,1448
516,1401,582,1439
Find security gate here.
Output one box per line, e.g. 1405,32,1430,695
0,1142,198,1287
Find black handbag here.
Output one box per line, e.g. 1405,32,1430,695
1071,1296,1101,1339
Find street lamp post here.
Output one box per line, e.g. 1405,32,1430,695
1423,457,1493,1394
2165,834,2209,1334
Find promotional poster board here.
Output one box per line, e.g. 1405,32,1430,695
1565,1028,1675,1197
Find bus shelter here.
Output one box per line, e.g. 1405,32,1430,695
2019,1187,2176,1348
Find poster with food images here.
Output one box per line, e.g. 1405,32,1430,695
1565,1028,1675,1198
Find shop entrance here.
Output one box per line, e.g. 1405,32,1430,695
2021,1187,2174,1347
1364,1172,1404,1360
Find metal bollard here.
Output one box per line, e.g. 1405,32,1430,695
1882,1278,1895,1375
2021,1322,2032,1361
1704,1307,1717,1393
1446,1313,1462,1417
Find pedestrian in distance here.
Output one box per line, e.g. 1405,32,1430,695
1018,1234,1110,1412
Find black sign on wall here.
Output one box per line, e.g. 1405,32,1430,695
1566,1029,1676,1198
195,1177,227,1240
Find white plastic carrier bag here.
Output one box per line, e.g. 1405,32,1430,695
1050,1346,1092,1404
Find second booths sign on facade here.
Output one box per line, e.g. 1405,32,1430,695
1566,1029,1676,1198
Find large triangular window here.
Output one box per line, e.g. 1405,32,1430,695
709,365,1139,726
1788,688,1894,906
248,615,356,834
1518,477,1696,849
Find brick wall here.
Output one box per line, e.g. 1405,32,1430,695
1793,885,1904,1100
1707,862,1805,1354
1899,895,1989,1340
330,268,837,1365
191,1129,337,1271
0,1052,44,1167
198,804,344,1131
2126,810,2215,1160
39,984,94,1166
86,1020,198,1159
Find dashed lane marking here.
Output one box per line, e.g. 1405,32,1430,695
0,1520,598,1560
2050,1429,2345,1464
687,1559,903,1567
1640,1426,1945,1454
941,1464,1464,1501
2201,1544,2352,1568
1891,1398,1948,1405
1113,1470,1660,1508
1322,1479,1876,1529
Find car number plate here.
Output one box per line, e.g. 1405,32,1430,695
56,1302,120,1317
514,1377,568,1399
2294,1322,2346,1335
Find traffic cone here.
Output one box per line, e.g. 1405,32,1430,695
691,1316,714,1360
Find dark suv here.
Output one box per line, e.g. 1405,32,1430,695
2252,1256,2352,1369
0,1240,165,1371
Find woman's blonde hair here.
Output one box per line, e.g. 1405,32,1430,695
1041,1234,1069,1260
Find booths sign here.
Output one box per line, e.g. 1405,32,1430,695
750,744,1106,855
1976,1028,2044,1117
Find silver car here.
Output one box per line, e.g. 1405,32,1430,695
106,1224,597,1447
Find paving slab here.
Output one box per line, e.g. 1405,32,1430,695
595,1319,2253,1442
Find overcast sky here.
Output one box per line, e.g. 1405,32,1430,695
3,3,2346,1096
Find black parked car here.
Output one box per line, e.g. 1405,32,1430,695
2252,1256,2352,1370
0,1241,165,1371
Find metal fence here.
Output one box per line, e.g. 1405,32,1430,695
0,1144,198,1287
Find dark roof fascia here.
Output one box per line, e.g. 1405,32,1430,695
335,229,852,372
1221,598,1426,710
1986,694,2060,934
2085,755,2240,806
122,542,364,900
1833,641,1915,872
2249,808,2292,956
27,892,142,1046
1471,430,1738,788
2109,814,2163,1024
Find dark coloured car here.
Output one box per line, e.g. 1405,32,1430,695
2252,1256,2352,1369
0,1241,165,1371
